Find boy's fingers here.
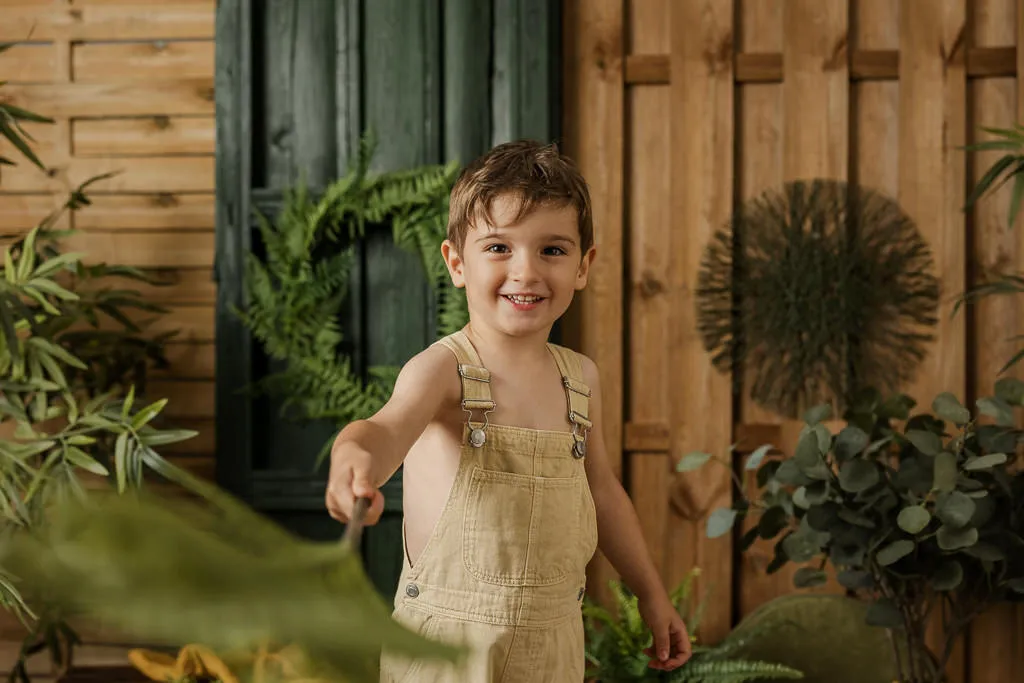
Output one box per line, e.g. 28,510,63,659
351,469,375,498
362,490,386,526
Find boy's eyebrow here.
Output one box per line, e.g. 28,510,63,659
474,232,578,244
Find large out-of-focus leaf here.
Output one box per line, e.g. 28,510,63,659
1,489,465,683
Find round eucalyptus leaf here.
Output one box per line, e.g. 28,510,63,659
806,503,839,533
795,430,823,471
970,494,996,528
936,491,976,528
813,424,832,453
829,540,866,567
757,459,782,488
677,451,713,472
758,506,789,540
803,403,833,426
932,392,970,424
804,480,830,505
792,486,810,510
878,394,916,420
931,560,963,591
936,525,978,551
866,435,894,455
876,539,915,566
775,459,813,487
865,599,905,629
906,429,942,456
782,531,821,563
977,397,1014,428
739,525,760,551
963,452,1008,471
793,567,828,588
745,443,774,471
706,508,738,539
897,505,931,534
837,569,875,590
932,452,957,493
994,377,1024,406
838,459,879,493
835,426,870,460
963,542,1005,563
977,425,1018,455
838,508,876,529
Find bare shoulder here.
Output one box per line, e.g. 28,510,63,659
576,352,602,393
392,342,460,403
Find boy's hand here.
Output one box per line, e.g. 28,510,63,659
638,595,693,671
325,442,385,526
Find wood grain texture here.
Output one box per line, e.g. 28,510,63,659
72,40,214,82
0,1,215,41
73,116,215,156
1,81,215,118
668,0,734,643
562,0,625,607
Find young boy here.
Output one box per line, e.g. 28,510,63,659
326,140,691,681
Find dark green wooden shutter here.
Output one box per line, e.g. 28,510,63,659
214,0,561,597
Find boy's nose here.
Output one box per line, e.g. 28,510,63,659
510,255,541,281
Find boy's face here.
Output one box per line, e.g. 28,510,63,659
442,194,595,339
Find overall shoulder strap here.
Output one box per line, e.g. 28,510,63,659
547,343,593,458
435,330,494,446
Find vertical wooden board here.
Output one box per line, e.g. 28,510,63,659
900,2,967,682
626,0,671,585
561,0,624,605
736,0,781,428
668,0,734,642
493,0,556,144
852,0,900,49
443,0,492,164
260,0,337,189
974,0,1018,46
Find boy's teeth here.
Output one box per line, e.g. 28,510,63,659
506,295,541,303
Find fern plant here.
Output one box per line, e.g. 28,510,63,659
583,569,803,683
237,135,465,462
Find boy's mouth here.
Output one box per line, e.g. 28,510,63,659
502,294,545,304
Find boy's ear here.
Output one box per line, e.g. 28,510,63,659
441,240,466,288
575,245,597,290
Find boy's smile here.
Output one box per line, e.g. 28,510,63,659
442,193,595,339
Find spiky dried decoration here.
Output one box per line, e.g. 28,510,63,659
696,179,939,419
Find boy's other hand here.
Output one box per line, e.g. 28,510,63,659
325,443,385,526
639,594,693,671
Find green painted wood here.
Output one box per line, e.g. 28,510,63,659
213,0,254,500
444,0,492,165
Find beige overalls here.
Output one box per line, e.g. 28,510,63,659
379,329,599,683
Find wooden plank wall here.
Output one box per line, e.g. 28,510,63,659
564,0,1024,680
0,0,217,481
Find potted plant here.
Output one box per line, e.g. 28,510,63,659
678,383,1024,683
582,567,803,682
1,68,200,682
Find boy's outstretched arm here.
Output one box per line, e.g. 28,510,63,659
325,345,457,527
580,356,693,671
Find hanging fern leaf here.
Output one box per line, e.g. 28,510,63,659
237,135,465,458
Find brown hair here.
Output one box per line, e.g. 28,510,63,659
446,140,593,256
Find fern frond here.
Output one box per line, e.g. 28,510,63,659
668,658,803,683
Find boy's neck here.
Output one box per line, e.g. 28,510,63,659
463,322,554,367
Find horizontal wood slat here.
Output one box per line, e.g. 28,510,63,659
624,421,782,453
147,379,214,418
0,1,216,41
624,46,1017,85
72,41,215,82
0,80,215,118
63,230,214,268
72,304,214,343
0,44,57,83
75,192,216,230
156,341,215,379
1,156,214,192
73,116,215,156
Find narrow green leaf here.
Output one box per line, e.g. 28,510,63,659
130,398,168,430
122,384,136,418
138,428,198,447
114,432,128,493
0,119,46,170
64,446,108,476
966,154,1018,208
1008,167,1024,227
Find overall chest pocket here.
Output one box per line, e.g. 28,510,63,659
462,467,582,587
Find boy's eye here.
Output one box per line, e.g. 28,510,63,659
485,244,509,254
543,246,567,256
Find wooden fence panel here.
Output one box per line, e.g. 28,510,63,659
0,0,217,490
565,0,1024,678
